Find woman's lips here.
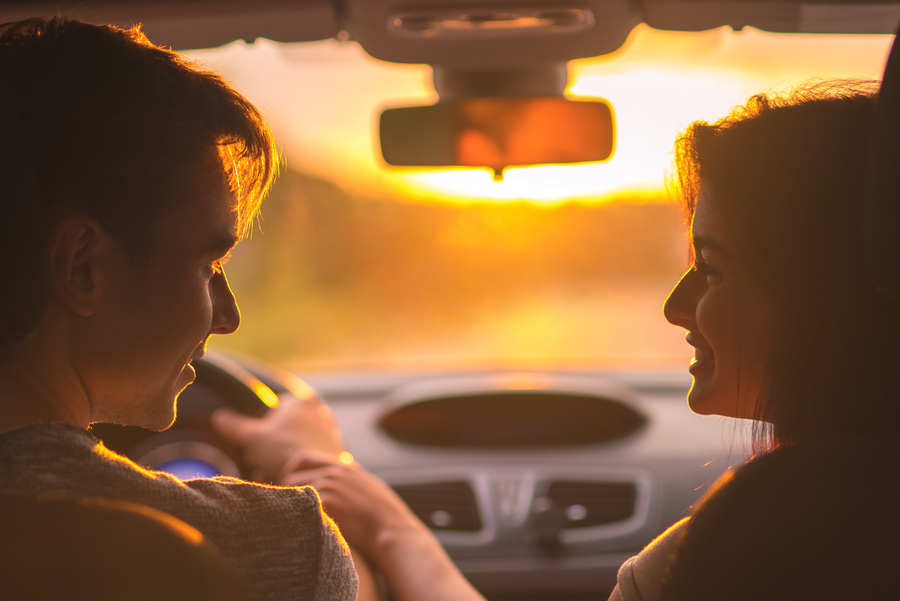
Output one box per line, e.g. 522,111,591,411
686,334,714,375
689,348,713,374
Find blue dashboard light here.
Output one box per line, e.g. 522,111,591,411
156,458,220,479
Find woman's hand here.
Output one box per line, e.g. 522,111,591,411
283,453,487,601
210,393,345,483
281,450,430,562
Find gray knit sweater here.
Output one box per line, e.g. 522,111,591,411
0,422,358,601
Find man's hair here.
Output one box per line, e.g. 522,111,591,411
0,17,278,353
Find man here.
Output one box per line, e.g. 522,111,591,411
2,494,248,601
0,17,357,601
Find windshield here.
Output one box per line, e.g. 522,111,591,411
198,25,890,372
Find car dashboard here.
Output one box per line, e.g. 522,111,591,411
92,353,749,600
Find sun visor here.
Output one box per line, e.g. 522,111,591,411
0,0,340,49
342,0,641,68
643,0,900,34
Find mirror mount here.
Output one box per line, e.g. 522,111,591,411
433,63,567,101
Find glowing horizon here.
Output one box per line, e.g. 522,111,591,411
190,24,891,206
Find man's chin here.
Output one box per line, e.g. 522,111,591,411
142,391,182,432
155,412,178,432
177,362,198,390
157,389,189,430
152,367,197,430
137,406,178,432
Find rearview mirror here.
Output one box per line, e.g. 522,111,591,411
379,97,615,174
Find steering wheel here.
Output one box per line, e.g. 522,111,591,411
90,353,282,480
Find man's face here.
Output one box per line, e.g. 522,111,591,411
79,151,241,430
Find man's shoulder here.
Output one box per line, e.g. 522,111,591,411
0,421,322,523
0,422,100,478
0,424,358,601
0,423,342,570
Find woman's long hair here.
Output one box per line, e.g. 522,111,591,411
660,444,900,601
673,81,883,449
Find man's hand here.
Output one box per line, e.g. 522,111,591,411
210,393,345,483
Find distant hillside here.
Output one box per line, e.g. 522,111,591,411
214,168,689,367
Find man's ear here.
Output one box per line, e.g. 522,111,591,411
48,217,115,318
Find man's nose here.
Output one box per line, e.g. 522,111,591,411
663,269,696,329
210,271,240,335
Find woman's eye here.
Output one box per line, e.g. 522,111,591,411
204,260,226,279
208,250,233,276
691,261,721,282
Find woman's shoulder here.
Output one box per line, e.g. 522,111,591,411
608,517,689,601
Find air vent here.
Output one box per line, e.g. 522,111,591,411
545,480,636,528
391,481,482,532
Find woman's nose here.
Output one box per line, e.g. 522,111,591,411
664,269,697,329
210,271,240,335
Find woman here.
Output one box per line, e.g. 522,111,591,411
612,78,888,601
658,444,900,601
216,80,885,601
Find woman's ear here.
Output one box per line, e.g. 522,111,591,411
47,217,112,318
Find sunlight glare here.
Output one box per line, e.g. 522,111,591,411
395,66,748,204
190,25,891,207
386,26,889,205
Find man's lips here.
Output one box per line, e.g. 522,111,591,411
184,349,205,376
190,341,208,363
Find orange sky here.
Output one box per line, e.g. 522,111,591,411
190,24,892,205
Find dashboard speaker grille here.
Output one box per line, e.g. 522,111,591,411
391,481,482,532
545,480,636,528
379,391,646,448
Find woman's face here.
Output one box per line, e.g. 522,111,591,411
663,188,774,419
